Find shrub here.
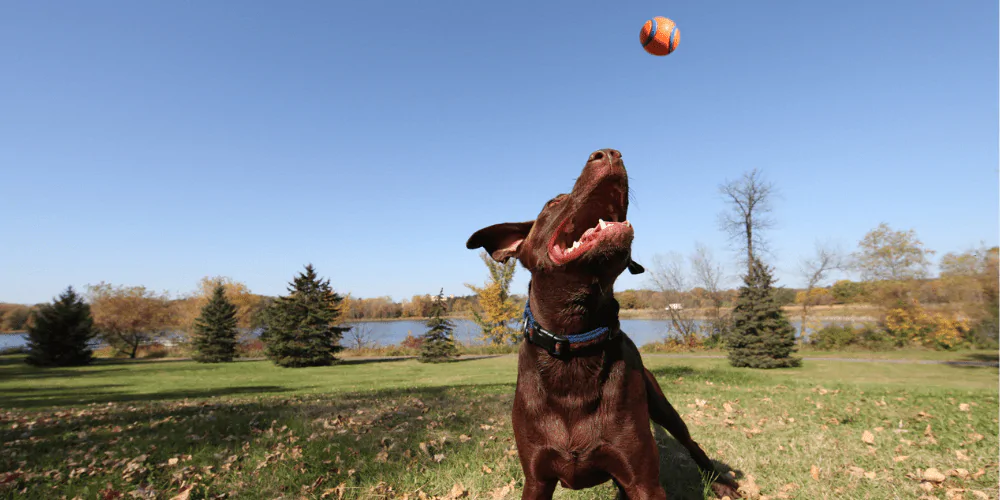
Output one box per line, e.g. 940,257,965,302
400,333,423,350
237,339,266,358
882,301,969,350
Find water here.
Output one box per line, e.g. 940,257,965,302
0,318,865,350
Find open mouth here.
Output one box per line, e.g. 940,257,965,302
548,180,634,264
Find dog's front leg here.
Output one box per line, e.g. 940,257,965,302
520,477,557,500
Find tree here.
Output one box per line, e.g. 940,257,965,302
191,284,239,363
797,242,843,340
830,280,866,304
465,251,520,345
419,289,459,362
261,264,349,367
24,287,96,367
88,283,174,358
690,243,730,344
719,168,777,274
649,252,700,345
853,223,934,282
175,276,266,337
939,245,999,345
1,305,34,332
726,259,801,368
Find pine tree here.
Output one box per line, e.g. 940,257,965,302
192,284,239,363
726,258,801,368
419,289,458,363
25,286,96,367
262,264,349,367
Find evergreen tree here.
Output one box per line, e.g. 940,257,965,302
726,259,801,368
25,286,96,367
191,284,239,363
262,264,349,367
419,289,459,363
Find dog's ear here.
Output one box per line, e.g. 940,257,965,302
466,221,535,263
627,258,645,275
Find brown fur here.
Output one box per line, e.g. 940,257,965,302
466,149,741,499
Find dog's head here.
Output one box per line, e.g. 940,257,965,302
466,148,644,286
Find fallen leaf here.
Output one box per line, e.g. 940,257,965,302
481,464,493,474
894,456,910,463
169,487,192,500
959,403,970,412
972,491,989,500
167,458,179,466
945,488,966,500
923,468,946,483
810,465,820,481
737,474,760,499
862,430,875,445
445,483,468,499
955,450,969,461
847,466,866,478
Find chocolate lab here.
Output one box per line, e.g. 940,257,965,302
466,149,740,499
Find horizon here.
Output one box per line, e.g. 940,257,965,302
2,1,997,305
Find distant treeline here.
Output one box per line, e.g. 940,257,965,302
1,273,984,331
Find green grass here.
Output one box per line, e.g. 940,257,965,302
1,354,997,499
639,347,999,363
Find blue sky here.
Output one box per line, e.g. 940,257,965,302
1,1,997,304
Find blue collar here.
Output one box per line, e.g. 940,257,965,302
522,301,618,357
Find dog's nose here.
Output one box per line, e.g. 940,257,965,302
589,149,621,162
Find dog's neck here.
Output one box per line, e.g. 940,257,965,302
527,273,621,337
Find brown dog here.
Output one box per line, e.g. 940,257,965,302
466,149,741,499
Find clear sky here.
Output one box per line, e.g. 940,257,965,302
2,1,997,305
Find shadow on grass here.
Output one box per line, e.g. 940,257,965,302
654,426,743,500
0,384,520,498
0,384,290,411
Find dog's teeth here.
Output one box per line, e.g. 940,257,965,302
599,219,607,230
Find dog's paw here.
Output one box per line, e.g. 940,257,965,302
710,481,741,499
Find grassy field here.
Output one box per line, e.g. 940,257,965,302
0,354,997,500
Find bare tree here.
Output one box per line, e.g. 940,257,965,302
345,323,381,350
689,243,730,342
648,253,699,343
718,168,777,273
797,242,844,339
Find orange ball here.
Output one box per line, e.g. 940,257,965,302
639,16,680,56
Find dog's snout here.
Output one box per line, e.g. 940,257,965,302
589,149,622,162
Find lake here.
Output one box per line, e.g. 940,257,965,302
0,318,860,350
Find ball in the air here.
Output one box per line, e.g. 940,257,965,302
640,16,680,56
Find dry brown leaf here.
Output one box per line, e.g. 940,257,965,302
862,430,875,445
488,479,516,500
737,474,760,499
955,450,969,461
810,465,820,481
847,466,866,478
169,486,192,500
481,464,493,474
919,481,935,493
959,403,970,412
167,458,179,466
971,491,989,500
459,434,471,443
945,488,966,500
444,483,468,500
894,456,910,463
923,468,946,483
947,468,970,479
375,450,389,463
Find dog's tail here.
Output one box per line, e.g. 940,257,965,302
643,368,741,498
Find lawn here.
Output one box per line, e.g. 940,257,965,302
0,354,997,500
